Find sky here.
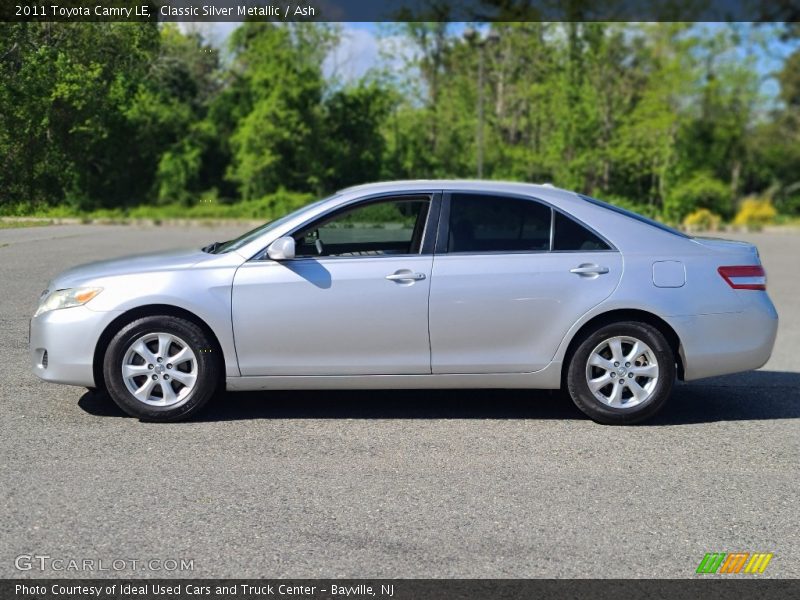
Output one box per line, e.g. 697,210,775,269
184,22,796,99
182,22,458,81
182,22,390,81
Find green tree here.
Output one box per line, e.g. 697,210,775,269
147,25,222,205
748,43,800,214
224,23,336,199
320,82,392,191
0,23,161,209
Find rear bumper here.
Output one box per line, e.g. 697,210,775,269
669,295,778,381
30,306,121,387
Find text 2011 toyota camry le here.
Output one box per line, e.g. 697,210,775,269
30,181,778,424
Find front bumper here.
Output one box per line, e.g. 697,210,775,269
30,306,121,387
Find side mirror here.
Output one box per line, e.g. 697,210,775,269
266,236,296,260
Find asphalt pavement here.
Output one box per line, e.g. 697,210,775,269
0,224,798,578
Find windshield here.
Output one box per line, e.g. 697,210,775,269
578,194,689,239
209,194,339,254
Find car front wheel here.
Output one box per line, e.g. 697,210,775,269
103,316,221,421
566,321,675,424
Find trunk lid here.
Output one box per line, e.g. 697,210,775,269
691,236,760,263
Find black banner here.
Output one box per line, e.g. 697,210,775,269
4,580,800,600
1,0,798,23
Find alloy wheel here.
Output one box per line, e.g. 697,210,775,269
584,335,660,409
121,332,198,407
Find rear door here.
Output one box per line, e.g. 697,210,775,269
428,192,623,374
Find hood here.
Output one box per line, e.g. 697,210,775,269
49,248,213,289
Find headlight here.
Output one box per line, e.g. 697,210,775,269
34,287,103,317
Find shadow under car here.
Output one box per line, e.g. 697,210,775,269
77,370,800,425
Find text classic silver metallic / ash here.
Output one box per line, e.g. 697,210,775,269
30,181,778,424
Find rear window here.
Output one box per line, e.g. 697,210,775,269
553,212,610,251
579,194,689,239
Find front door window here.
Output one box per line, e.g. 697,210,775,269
294,197,430,258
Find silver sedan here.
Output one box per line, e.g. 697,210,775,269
30,181,778,424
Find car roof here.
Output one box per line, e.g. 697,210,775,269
338,179,569,197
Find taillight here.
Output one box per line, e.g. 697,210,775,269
718,265,766,290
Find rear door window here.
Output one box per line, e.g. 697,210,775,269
447,194,551,253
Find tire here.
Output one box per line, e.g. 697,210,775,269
103,316,221,421
566,321,675,425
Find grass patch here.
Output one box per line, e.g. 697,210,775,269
0,219,53,229
774,214,800,227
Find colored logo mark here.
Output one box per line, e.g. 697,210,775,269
696,552,773,574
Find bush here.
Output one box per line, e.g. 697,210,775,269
0,202,33,217
665,173,732,223
776,194,800,216
0,190,317,222
155,142,202,206
733,196,777,231
682,208,721,232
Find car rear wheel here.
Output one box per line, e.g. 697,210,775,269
566,321,675,424
103,316,221,421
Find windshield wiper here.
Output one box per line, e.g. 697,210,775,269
202,241,225,253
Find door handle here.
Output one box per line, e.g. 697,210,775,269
386,271,426,282
570,264,609,276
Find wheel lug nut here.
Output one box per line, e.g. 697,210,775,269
628,373,634,378
148,364,154,369
614,362,620,367
611,373,616,378
166,363,173,369
157,357,163,363
151,374,158,380
164,374,170,381
625,362,630,367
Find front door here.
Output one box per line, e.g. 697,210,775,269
232,195,437,376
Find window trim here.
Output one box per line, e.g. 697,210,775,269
253,191,442,261
436,191,617,256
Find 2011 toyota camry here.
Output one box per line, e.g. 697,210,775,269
30,181,778,424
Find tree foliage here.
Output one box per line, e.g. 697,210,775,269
1,22,799,221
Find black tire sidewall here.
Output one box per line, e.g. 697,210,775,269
103,316,220,421
567,321,675,425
